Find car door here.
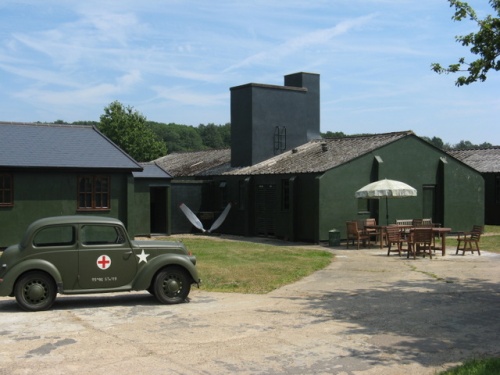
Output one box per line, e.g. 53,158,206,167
77,224,137,290
31,224,79,289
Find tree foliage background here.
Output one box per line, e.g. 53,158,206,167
431,0,500,85
52,99,494,163
97,101,167,162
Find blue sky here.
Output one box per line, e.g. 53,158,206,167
1,0,498,145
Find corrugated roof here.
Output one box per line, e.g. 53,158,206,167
226,131,414,175
0,122,142,170
155,131,414,177
133,162,172,179
448,147,500,173
154,148,231,177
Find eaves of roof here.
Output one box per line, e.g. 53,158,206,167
133,162,172,179
154,148,232,177
448,147,500,173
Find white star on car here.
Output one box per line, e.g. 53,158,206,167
136,249,150,264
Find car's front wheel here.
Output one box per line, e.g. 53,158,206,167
14,271,57,311
153,266,191,304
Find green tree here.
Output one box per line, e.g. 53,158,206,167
197,123,226,149
98,101,167,162
321,131,347,138
149,122,204,153
219,123,231,146
431,0,500,85
72,120,100,126
453,139,493,149
421,136,453,150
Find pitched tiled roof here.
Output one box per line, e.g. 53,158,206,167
0,122,142,170
226,131,414,175
154,148,231,177
448,147,500,173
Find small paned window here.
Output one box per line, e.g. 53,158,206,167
357,198,370,214
78,176,110,210
0,174,13,207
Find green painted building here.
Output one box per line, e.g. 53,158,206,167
0,122,171,248
155,73,484,242
220,131,484,242
449,147,500,225
157,131,484,243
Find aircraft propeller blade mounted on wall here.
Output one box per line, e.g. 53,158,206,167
179,203,232,233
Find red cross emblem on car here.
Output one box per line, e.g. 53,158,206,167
97,255,111,270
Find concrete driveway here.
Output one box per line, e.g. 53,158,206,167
1,242,499,375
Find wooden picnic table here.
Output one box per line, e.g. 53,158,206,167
430,227,452,256
364,225,452,255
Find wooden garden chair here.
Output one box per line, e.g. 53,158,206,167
346,221,371,249
385,226,406,256
363,218,380,243
456,225,483,255
407,228,433,259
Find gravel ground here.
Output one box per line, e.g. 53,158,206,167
1,239,499,375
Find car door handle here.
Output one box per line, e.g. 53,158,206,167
123,251,133,260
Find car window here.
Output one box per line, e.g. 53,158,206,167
33,225,76,247
81,225,125,245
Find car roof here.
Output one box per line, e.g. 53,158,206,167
29,215,122,227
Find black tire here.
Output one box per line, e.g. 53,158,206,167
153,266,191,304
14,271,57,311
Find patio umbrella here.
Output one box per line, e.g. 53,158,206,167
355,179,417,225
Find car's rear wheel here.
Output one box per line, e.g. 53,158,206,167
153,266,191,304
14,271,57,311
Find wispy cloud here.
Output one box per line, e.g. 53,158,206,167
13,70,142,105
225,15,376,72
152,86,228,107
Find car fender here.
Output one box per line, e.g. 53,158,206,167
132,254,200,290
0,259,63,296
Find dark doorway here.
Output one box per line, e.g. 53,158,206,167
422,185,436,222
150,187,168,234
255,184,276,236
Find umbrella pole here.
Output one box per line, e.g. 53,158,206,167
386,197,389,225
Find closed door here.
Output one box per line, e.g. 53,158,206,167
255,184,276,236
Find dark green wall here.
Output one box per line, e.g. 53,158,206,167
208,135,484,243
127,179,171,238
170,180,205,234
317,136,484,241
0,171,130,248
442,157,484,231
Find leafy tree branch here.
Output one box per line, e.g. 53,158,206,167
431,0,500,85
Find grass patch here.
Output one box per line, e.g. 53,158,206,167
169,236,333,294
439,357,500,374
